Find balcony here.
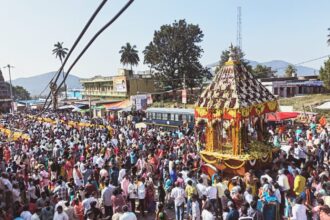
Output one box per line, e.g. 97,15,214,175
82,90,127,98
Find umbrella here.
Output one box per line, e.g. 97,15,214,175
135,122,147,129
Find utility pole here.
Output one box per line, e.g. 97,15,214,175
237,6,242,50
3,64,14,113
182,72,187,108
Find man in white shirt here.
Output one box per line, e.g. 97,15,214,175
292,197,307,220
53,205,69,220
196,178,207,200
206,180,219,218
215,176,227,199
82,193,97,215
171,182,186,220
260,170,273,185
119,205,137,220
118,167,126,184
277,169,290,192
244,187,254,204
102,179,115,218
137,178,146,216
20,205,32,220
128,179,138,213
96,155,105,168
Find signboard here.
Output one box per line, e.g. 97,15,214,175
114,76,127,92
147,94,153,105
131,94,148,110
182,89,187,104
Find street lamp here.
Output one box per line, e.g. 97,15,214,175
3,64,14,113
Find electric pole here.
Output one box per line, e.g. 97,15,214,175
237,6,242,50
3,64,14,113
183,72,187,108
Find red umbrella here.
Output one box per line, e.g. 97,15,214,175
267,112,299,122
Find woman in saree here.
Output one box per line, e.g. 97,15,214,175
262,188,280,220
64,156,74,181
145,179,156,213
3,146,11,164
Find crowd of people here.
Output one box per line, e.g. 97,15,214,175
0,111,329,220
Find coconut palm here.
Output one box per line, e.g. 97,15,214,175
284,64,297,77
119,43,140,71
52,42,68,99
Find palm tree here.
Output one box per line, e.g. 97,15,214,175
52,42,69,99
285,64,297,77
119,43,140,71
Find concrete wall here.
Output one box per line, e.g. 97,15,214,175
128,78,155,96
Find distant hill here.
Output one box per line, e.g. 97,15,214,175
11,72,82,96
207,59,318,76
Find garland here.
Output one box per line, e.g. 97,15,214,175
200,154,218,164
249,159,256,166
260,154,269,163
224,160,246,169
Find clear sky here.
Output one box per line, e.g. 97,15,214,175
0,0,329,80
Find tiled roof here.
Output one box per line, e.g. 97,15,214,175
196,59,276,110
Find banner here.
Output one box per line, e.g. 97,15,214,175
131,94,148,110
113,76,127,92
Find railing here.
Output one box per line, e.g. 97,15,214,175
82,90,127,97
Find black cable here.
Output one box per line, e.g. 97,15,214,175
37,72,58,98
50,0,134,109
41,0,109,110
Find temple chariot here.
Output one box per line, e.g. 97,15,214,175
195,46,279,175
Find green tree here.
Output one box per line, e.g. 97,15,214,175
252,64,276,78
320,58,330,90
12,85,31,100
52,42,69,99
284,64,297,77
119,43,140,71
143,19,209,92
215,46,252,73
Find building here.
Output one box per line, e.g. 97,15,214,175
80,69,155,100
59,89,83,100
260,75,324,98
0,69,11,113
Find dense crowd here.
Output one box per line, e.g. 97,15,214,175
0,111,330,220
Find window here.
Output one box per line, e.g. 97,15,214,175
162,113,168,120
170,113,175,121
152,112,156,119
274,88,278,95
156,113,162,120
174,114,179,121
182,114,187,121
178,114,183,121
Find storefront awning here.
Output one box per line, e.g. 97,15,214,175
267,112,299,121
103,100,131,111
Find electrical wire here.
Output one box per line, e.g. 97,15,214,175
40,0,109,110
46,0,134,111
37,72,58,98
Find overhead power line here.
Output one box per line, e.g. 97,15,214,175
43,0,135,111
40,0,109,110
